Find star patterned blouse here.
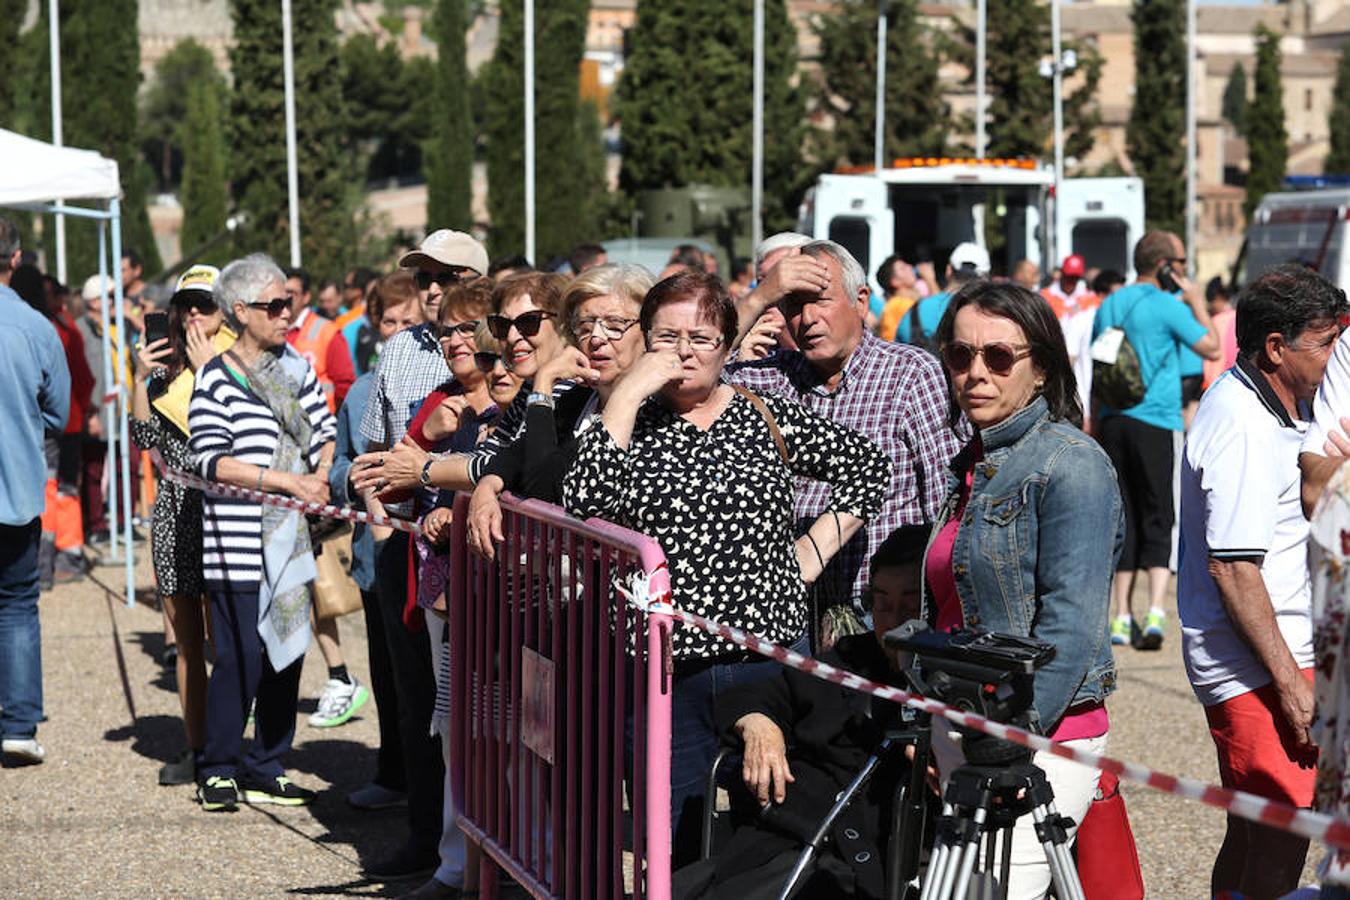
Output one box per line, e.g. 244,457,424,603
562,388,891,659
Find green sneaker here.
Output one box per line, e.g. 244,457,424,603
308,677,370,728
240,774,316,806
197,775,239,812
1136,609,1165,651
1110,616,1131,646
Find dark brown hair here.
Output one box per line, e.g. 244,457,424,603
492,271,568,316
367,270,419,325
934,280,1083,429
438,276,493,325
639,269,738,348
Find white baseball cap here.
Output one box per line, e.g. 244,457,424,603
948,242,991,276
399,229,489,276
81,274,111,302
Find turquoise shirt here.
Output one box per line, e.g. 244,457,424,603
0,285,70,525
1092,282,1207,432
894,291,952,345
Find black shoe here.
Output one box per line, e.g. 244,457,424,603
161,643,179,670
363,845,440,881
159,748,195,786
197,775,239,812
239,773,316,806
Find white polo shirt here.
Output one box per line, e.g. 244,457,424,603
1178,360,1314,706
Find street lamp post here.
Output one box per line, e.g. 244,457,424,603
281,0,301,266
1040,1,1075,266
752,0,764,253
874,1,888,172
524,0,536,264
976,0,986,159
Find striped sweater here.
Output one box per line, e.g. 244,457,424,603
188,352,337,588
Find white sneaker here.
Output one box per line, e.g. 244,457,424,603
308,676,370,728
2,737,46,765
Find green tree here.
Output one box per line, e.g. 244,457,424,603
141,40,224,192
424,0,474,231
1127,0,1186,234
1326,44,1350,174
810,0,948,168
481,0,606,260
62,0,162,280
179,79,230,265
1221,61,1248,137
616,0,804,231
340,34,431,182
230,0,355,277
0,0,26,129
1246,25,1288,220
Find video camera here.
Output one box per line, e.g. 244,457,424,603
883,620,1056,762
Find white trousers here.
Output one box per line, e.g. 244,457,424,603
426,609,467,889
931,728,1108,900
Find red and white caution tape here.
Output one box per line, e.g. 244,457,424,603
152,453,422,536
618,571,1350,853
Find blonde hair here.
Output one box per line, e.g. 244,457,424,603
560,263,654,344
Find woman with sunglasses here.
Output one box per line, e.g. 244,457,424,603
465,264,654,557
187,253,337,812
129,265,234,786
925,280,1123,900
562,270,890,864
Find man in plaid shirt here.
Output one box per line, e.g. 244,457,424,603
728,239,960,645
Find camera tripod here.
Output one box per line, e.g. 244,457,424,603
918,757,1085,900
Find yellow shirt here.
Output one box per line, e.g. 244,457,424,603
878,293,919,342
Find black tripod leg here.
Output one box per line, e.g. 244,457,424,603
892,727,931,898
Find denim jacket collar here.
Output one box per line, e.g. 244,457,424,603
949,395,1050,479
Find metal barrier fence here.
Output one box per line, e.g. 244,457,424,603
447,492,674,900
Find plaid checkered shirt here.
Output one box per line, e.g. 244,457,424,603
726,330,962,608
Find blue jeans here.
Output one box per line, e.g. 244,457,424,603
668,632,810,864
0,519,43,739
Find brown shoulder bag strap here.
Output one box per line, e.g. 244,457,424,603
732,386,789,465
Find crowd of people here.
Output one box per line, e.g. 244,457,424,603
4,206,1350,900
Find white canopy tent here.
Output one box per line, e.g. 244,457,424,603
0,128,135,607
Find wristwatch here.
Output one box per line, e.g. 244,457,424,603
528,391,555,409
419,458,436,487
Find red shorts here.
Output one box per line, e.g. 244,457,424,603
1204,669,1318,807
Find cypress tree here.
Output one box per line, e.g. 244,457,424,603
0,0,25,129
1326,44,1350,174
1246,25,1287,220
481,0,604,261
1221,62,1248,137
1127,0,1186,234
811,0,948,168
63,0,163,280
986,0,1050,159
424,0,474,232
616,0,803,231
179,79,230,265
141,39,222,193
230,0,354,276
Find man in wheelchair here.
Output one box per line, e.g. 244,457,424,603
675,525,931,900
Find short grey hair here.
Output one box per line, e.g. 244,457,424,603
0,216,19,271
754,231,812,276
800,240,867,302
216,252,286,329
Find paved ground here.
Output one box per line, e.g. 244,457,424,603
0,556,1326,897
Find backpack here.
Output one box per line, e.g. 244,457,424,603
1090,293,1148,411
906,299,939,355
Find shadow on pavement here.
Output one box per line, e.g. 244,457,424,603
286,738,407,871
104,713,186,765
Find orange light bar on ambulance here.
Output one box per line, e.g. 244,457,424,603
891,157,1038,170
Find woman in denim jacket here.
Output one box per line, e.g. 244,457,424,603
923,280,1124,900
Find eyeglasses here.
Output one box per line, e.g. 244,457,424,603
415,269,470,291
647,330,724,353
436,320,480,342
941,341,1032,376
487,310,556,340
572,315,639,341
474,351,507,373
247,297,290,319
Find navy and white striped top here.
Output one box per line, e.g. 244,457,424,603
188,352,337,588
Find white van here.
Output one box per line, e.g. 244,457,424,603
798,160,1145,290
1242,188,1350,290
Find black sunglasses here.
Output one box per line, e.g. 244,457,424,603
940,341,1032,376
487,310,556,340
474,351,506,373
247,297,290,319
415,269,469,291
175,294,218,315
437,320,480,342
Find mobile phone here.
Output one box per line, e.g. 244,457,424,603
144,311,170,348
1157,263,1180,294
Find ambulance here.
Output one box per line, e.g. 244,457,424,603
797,158,1146,291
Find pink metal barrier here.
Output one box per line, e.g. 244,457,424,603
448,492,674,900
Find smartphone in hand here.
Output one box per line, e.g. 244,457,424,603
144,311,170,347
1157,264,1181,294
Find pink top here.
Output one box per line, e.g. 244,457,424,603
925,447,1109,741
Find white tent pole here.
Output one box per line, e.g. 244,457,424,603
48,0,66,283
976,0,986,158
97,220,118,559
1185,0,1197,275
752,0,764,253
873,1,887,172
282,0,301,267
111,197,134,602
1051,0,1064,266
524,0,536,263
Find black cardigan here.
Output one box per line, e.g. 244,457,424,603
481,385,598,503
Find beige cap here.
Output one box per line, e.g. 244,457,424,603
399,229,489,276
81,274,112,302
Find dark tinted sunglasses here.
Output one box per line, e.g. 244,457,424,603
247,297,290,319
474,351,506,373
415,269,468,291
941,341,1031,376
175,293,218,315
487,310,556,340
436,320,480,342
